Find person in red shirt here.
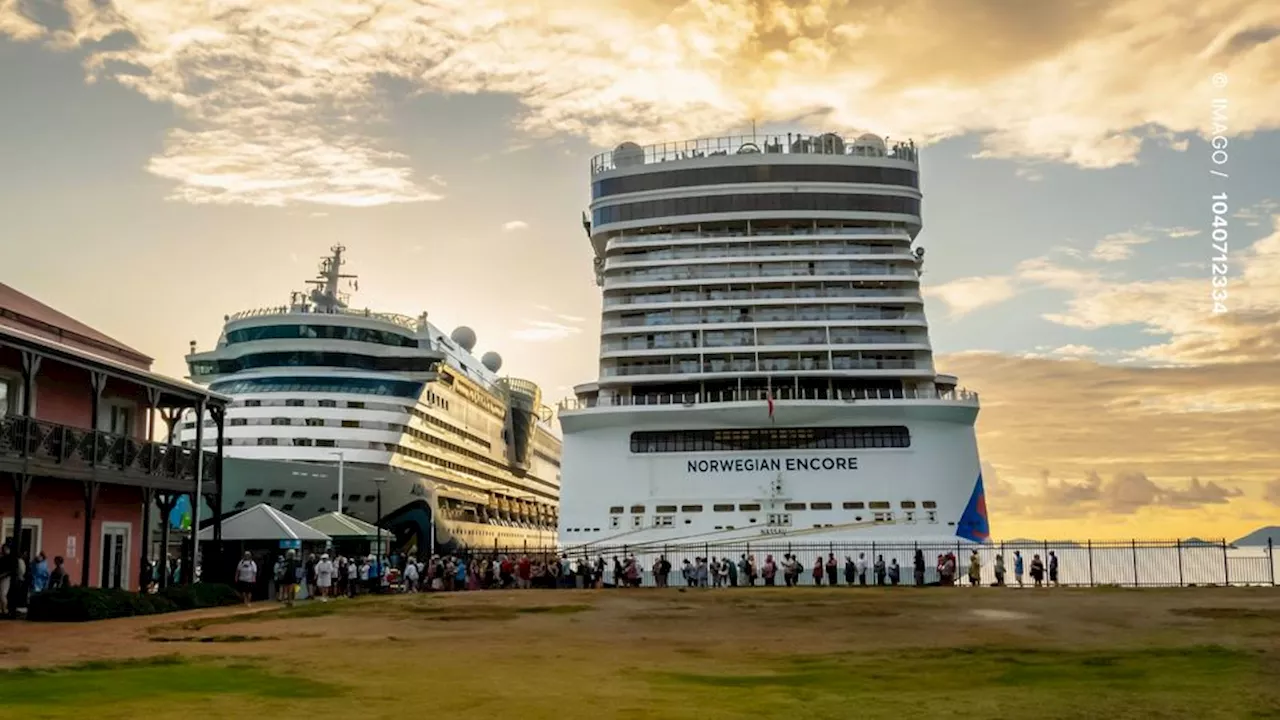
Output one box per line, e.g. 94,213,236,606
517,554,532,589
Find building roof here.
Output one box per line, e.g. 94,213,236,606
0,282,152,369
0,319,228,406
304,511,380,539
198,503,331,542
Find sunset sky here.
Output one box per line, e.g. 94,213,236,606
2,0,1278,542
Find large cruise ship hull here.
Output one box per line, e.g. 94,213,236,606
557,399,988,548
218,457,556,554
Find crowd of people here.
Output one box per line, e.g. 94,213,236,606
246,547,1065,602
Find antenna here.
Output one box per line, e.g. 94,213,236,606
303,244,358,312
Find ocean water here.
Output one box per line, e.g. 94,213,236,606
510,540,1278,588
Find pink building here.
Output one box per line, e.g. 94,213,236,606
0,282,227,600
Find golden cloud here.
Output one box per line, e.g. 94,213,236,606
2,0,1277,206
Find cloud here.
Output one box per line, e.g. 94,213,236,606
4,0,1279,206
1014,166,1044,182
511,320,582,342
923,275,1017,317
1264,479,1280,505
503,220,530,232
1090,231,1151,262
556,313,585,323
1048,344,1097,358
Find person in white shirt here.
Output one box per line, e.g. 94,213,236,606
235,552,258,605
403,556,419,593
315,554,335,601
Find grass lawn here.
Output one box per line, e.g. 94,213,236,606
1,587,1278,719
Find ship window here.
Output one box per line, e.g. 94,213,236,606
591,165,919,199
245,489,264,497
305,418,325,427
230,418,247,427
330,494,339,501
363,495,375,502
869,501,891,509
630,426,908,453
319,400,336,408
347,401,365,409
739,503,761,511
629,505,645,514
844,501,865,509
271,418,291,425
810,502,833,510
292,438,313,446
632,516,643,528
654,515,674,527
290,491,307,499
282,504,295,511
680,505,703,513
712,504,734,512
655,505,677,513
927,511,938,523
342,420,361,428
901,501,917,509
257,438,278,446
286,399,304,407
767,513,792,527
225,324,419,348
609,506,624,514
610,517,621,529
595,192,920,226
315,439,336,447
348,494,361,502
268,489,286,498
209,376,424,399
904,511,915,522
923,501,937,508
784,502,806,511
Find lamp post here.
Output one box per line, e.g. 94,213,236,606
371,476,386,559
329,451,345,514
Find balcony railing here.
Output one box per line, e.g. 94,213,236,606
606,226,912,249
605,245,910,268
602,310,927,329
591,134,919,175
0,415,217,488
605,264,917,288
227,305,424,332
560,385,979,411
603,287,922,307
601,358,927,377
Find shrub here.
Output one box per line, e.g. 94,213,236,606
27,584,240,623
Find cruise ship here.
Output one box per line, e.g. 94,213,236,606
180,246,561,553
557,132,989,548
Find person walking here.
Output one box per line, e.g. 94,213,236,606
235,552,258,605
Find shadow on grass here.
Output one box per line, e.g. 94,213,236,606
1172,607,1280,621
0,656,339,706
403,603,593,622
149,635,279,643
649,645,1276,716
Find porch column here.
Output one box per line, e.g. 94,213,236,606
145,388,160,442
191,399,205,584
5,473,31,614
81,481,99,587
138,487,154,592
156,493,177,588
10,351,40,572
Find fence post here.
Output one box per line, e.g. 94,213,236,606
1269,538,1275,587
1087,540,1094,587
1222,538,1230,586
1131,539,1139,587
1176,538,1184,587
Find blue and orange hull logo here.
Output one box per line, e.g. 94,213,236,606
956,473,991,543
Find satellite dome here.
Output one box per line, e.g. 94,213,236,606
613,141,644,168
854,133,886,155
481,351,503,373
450,326,477,352
817,133,845,154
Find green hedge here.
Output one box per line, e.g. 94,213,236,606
27,584,241,622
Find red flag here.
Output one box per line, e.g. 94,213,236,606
767,388,775,421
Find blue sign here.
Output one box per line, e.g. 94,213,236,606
168,495,192,530
279,540,302,549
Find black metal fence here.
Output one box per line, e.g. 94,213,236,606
470,539,1277,588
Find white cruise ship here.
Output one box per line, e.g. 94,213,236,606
180,246,561,552
557,132,990,548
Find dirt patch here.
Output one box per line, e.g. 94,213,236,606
971,609,1034,621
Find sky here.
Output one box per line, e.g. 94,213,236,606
2,0,1279,542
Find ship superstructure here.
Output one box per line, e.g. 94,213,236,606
557,132,989,548
180,246,561,552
